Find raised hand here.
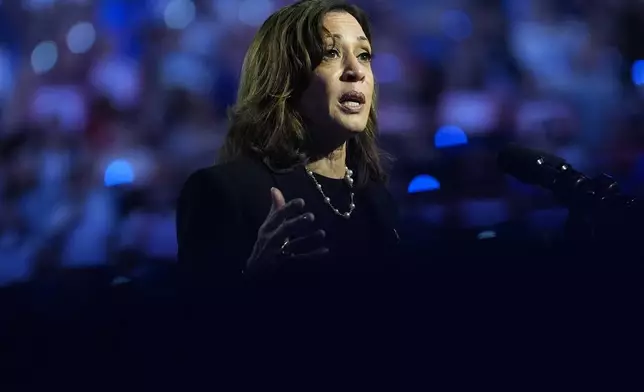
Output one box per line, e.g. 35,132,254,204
245,187,328,275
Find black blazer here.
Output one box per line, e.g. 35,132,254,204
175,156,402,388
176,155,400,288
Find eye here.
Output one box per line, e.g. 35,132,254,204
323,48,340,59
358,52,372,62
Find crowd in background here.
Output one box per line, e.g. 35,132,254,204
0,0,643,287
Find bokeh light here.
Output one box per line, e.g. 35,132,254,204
164,0,196,30
408,175,441,193
434,125,468,148
161,52,212,93
66,22,97,54
477,230,497,240
104,159,135,187
0,49,13,100
31,41,58,75
90,56,141,109
632,60,644,86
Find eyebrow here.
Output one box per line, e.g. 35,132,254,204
330,33,369,43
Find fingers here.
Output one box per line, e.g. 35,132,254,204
272,212,315,241
272,198,306,223
285,230,326,255
263,196,305,232
269,187,286,212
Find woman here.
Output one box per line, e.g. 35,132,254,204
176,0,398,387
177,0,399,284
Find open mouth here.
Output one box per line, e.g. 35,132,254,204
339,91,366,111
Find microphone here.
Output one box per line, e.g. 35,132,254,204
498,144,642,242
497,144,598,204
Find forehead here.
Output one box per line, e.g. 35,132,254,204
322,12,368,43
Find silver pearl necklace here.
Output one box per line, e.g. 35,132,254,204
305,166,356,219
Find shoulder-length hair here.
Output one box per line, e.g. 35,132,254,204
219,0,389,187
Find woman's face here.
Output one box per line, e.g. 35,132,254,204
299,12,374,143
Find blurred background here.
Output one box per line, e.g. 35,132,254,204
0,0,643,386
1,0,643,288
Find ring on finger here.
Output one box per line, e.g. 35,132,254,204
280,237,294,257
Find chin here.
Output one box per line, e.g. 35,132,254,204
348,125,368,134
338,119,368,134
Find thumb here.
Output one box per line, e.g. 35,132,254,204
270,187,286,212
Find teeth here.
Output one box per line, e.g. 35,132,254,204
341,101,361,108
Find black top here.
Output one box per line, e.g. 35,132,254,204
270,172,396,280
176,155,400,287
175,155,400,388
307,173,376,270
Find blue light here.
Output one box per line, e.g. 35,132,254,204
408,174,440,194
104,159,134,187
477,230,497,240
98,0,127,30
632,60,644,86
434,125,468,148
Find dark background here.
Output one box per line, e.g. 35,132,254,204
0,0,643,388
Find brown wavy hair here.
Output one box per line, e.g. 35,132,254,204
219,0,389,187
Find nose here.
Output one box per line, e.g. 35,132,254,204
340,56,366,82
